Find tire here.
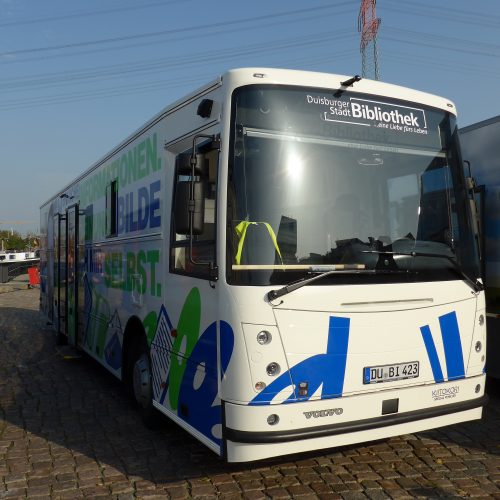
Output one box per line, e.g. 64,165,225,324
129,336,163,429
56,330,67,346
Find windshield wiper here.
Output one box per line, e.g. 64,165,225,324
267,266,407,302
362,250,484,293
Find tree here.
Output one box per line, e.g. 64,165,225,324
0,230,40,252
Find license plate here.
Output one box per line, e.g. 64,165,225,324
363,361,419,384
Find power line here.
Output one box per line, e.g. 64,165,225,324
0,49,359,111
382,26,500,59
0,7,355,67
2,21,497,103
0,0,191,28
0,34,357,109
384,50,500,79
383,0,500,29
0,9,354,74
0,1,358,59
0,29,355,92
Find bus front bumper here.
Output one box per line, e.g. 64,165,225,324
223,374,487,462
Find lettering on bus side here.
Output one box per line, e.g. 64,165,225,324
117,180,161,235
79,133,162,207
103,249,162,297
82,180,161,240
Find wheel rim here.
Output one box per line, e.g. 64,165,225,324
132,353,151,408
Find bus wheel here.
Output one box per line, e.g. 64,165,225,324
56,330,67,346
131,338,162,428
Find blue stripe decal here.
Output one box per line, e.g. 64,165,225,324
323,316,350,396
420,324,444,383
363,367,371,384
439,311,465,380
249,315,350,405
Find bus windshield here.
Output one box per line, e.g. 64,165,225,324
227,85,479,286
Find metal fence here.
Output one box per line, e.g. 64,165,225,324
0,260,40,283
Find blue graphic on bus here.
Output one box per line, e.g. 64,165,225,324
250,316,350,405
151,305,174,403
178,320,234,445
420,311,465,382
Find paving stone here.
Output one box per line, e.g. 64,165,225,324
242,491,267,500
2,286,500,499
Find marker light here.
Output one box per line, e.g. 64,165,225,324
255,381,266,391
475,341,482,353
266,362,281,377
479,314,485,326
257,330,272,345
267,414,280,425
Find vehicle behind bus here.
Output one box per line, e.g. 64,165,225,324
460,115,500,378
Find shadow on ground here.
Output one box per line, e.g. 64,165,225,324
1,288,500,497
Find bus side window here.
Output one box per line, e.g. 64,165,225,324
171,146,217,277
105,179,118,237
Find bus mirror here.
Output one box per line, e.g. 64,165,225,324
176,153,208,176
174,181,205,235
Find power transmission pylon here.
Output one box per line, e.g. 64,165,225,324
358,0,381,80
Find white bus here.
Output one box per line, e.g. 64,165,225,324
40,68,487,463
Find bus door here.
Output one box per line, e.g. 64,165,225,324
56,213,67,339
77,207,87,349
52,214,60,331
66,206,78,347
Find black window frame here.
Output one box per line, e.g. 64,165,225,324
105,179,118,238
169,140,218,280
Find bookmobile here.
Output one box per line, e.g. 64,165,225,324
40,68,487,462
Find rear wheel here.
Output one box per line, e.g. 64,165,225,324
56,330,67,346
130,337,162,428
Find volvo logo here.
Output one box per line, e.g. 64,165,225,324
303,408,343,419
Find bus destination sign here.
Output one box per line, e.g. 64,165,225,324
306,95,428,136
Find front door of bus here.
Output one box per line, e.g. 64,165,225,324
53,214,60,333
57,213,67,339
66,206,78,347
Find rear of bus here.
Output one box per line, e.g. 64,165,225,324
217,69,487,462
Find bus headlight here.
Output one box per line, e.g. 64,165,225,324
257,330,272,345
266,362,281,376
475,341,482,353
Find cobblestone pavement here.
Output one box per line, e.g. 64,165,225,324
1,288,500,499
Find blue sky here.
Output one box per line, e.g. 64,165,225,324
0,0,499,235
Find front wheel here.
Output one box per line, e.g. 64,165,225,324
130,337,162,428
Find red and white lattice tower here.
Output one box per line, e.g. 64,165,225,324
358,0,381,80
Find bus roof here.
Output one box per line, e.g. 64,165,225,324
41,67,458,208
